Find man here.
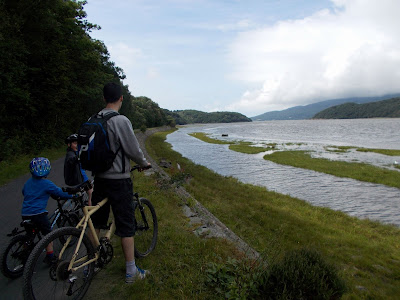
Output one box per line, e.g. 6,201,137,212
91,82,151,284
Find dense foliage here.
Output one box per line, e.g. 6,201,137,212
0,0,250,161
0,0,169,161
166,109,252,124
313,97,400,119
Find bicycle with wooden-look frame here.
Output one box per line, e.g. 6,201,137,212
22,165,158,300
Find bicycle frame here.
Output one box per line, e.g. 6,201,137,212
59,197,115,272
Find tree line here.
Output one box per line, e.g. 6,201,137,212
312,97,400,119
166,110,252,124
0,0,171,161
0,0,249,162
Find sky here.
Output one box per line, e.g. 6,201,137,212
84,0,400,117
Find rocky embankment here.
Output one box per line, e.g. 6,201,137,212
135,127,259,259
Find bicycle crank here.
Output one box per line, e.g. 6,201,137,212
97,237,113,267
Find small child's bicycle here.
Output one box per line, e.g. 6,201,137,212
22,166,158,300
0,180,91,279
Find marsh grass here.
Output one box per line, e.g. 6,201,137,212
0,146,66,186
189,132,232,144
356,148,400,156
190,132,270,154
324,146,400,156
143,130,400,299
264,150,400,188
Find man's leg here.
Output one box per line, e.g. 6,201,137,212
121,236,134,262
122,236,149,283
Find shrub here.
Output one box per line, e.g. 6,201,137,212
205,249,346,300
258,248,346,300
205,257,265,299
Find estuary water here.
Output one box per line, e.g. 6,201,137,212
166,119,400,227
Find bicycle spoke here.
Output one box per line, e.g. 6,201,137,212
23,228,95,300
134,198,158,258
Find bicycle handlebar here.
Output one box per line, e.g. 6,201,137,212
130,165,152,172
62,179,94,195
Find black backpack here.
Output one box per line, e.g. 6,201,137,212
77,112,120,173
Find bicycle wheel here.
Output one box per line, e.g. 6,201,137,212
23,227,95,300
134,198,158,258
0,235,34,278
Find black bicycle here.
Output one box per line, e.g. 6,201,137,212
0,180,91,279
131,165,158,258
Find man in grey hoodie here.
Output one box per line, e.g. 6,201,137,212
91,82,151,284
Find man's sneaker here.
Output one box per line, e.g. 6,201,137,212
125,266,149,284
43,255,58,266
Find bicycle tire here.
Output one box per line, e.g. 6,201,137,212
0,235,34,278
23,227,95,300
134,198,158,258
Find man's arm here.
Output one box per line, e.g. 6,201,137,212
117,117,149,167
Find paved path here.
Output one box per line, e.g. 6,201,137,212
0,157,67,299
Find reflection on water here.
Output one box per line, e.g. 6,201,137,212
167,119,400,227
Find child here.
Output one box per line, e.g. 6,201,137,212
64,134,93,205
22,157,73,264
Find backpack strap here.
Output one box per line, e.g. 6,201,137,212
97,111,125,173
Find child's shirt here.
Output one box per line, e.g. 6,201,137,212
22,177,72,216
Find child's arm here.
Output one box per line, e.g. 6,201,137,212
45,180,73,199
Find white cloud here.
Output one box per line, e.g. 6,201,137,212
227,0,400,115
108,43,143,70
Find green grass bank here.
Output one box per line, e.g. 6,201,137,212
264,150,400,189
5,129,400,298
135,129,399,299
0,146,66,186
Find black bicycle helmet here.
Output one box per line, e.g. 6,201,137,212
65,133,78,144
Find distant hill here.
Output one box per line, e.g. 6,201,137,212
250,94,400,121
312,97,400,119
164,109,252,125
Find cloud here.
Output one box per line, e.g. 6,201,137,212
108,43,143,70
227,0,400,115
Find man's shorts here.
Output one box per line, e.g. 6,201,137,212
91,177,135,237
22,212,52,235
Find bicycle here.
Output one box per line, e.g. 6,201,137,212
0,180,91,279
22,166,158,300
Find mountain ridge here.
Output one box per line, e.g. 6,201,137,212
251,94,400,121
312,97,400,119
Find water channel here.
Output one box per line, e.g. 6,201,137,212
166,119,400,227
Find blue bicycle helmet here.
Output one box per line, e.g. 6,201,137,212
29,157,51,178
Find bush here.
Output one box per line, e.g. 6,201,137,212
205,249,346,300
205,257,265,299
259,248,346,300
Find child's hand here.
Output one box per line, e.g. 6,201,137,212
73,192,83,198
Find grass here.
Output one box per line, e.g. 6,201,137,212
86,167,242,299
5,129,400,298
264,150,400,188
324,146,400,156
190,132,271,154
356,148,400,156
189,132,232,145
141,130,400,299
0,146,66,186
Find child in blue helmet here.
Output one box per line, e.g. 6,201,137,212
22,157,73,264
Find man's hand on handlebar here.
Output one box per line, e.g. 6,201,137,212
131,163,152,172
138,163,152,172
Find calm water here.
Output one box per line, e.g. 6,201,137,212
166,119,400,226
